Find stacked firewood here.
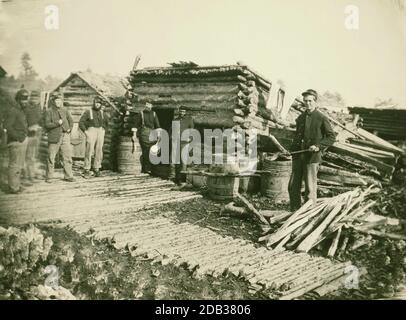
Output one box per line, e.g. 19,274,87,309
258,186,381,257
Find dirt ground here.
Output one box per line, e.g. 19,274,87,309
1,184,405,300
0,223,271,300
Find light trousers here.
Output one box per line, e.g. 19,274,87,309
8,138,28,192
84,127,105,170
47,133,73,179
25,129,42,179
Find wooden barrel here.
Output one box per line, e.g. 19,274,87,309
207,175,239,200
186,172,207,188
117,136,142,175
239,175,260,194
209,153,240,174
261,159,291,202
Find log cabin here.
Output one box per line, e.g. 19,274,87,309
129,64,284,132
128,63,287,177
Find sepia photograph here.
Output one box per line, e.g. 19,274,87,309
0,0,405,304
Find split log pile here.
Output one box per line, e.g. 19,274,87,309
222,186,406,258
257,186,393,257
289,102,405,194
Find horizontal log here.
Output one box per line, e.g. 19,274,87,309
356,128,404,153
319,165,373,179
241,69,272,89
132,98,238,109
351,226,406,241
232,116,246,124
62,89,97,95
330,143,394,175
348,138,404,155
193,116,235,128
256,108,277,122
130,76,241,84
346,143,396,158
318,173,367,186
236,193,269,225
133,83,239,95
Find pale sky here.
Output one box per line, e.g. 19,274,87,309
0,0,405,107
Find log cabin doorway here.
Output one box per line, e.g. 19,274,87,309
153,108,174,133
151,107,174,179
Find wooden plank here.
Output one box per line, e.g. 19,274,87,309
236,193,269,225
330,142,394,175
296,198,346,253
356,128,404,153
327,228,342,257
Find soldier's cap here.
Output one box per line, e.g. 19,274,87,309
302,89,318,100
15,89,29,101
179,105,187,111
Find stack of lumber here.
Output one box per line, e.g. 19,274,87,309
258,186,381,256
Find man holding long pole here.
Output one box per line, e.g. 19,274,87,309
288,89,336,211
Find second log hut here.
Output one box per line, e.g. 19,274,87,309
48,71,126,170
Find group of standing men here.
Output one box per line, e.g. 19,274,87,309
3,88,44,193
133,89,336,208
132,101,193,185
4,86,335,214
3,89,109,193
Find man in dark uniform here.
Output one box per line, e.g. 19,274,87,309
169,105,194,185
288,89,336,211
133,100,160,174
24,90,43,182
4,89,29,193
44,91,75,182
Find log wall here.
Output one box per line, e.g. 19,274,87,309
46,75,121,170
